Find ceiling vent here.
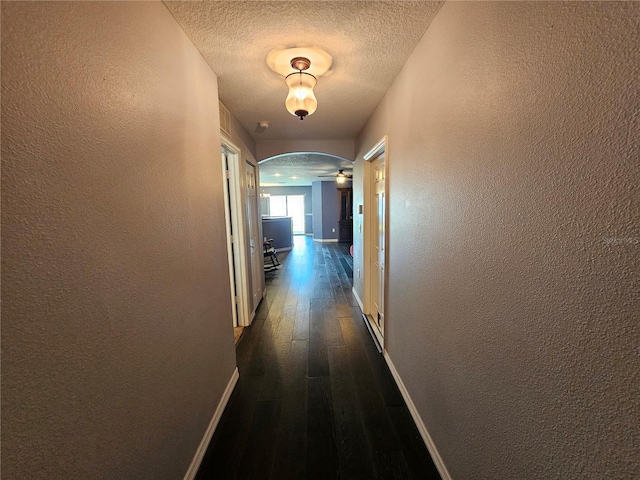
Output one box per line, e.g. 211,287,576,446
219,101,231,137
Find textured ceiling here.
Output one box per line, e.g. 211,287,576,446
259,153,353,186
164,1,443,142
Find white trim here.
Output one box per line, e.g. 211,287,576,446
363,135,388,161
362,313,382,354
312,238,339,243
245,159,264,315
219,101,232,137
363,313,384,351
352,286,364,311
383,353,453,480
221,138,251,327
221,144,239,329
183,368,239,480
362,135,389,350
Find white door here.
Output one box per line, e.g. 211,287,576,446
221,140,255,328
245,161,261,313
221,148,239,328
371,153,385,333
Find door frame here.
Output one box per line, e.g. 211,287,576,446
362,135,388,349
221,137,252,327
244,158,263,315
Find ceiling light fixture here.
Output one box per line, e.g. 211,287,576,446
318,169,353,184
285,57,317,120
267,47,333,122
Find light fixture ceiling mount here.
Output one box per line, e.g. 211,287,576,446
285,57,317,120
290,56,311,71
267,47,333,121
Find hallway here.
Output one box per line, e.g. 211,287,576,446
196,236,441,480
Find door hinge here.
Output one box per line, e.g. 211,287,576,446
234,296,239,304
229,234,234,243
226,170,230,179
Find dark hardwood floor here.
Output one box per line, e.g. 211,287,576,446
196,235,441,480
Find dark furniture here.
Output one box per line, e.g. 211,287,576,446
263,238,280,272
338,188,353,243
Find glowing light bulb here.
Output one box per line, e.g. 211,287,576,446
285,71,317,120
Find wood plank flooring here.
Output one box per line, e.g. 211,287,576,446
196,235,441,480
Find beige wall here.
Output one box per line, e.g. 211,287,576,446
230,113,257,161
354,2,639,479
1,2,237,479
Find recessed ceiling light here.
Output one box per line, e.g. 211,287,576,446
292,176,298,179
274,173,281,177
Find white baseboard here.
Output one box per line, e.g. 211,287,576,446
183,367,239,480
352,287,364,311
352,289,385,349
312,238,339,243
383,352,453,480
363,313,384,352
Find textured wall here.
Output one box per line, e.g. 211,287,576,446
1,2,237,479
354,2,639,479
230,113,257,160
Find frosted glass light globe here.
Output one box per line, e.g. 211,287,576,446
285,72,318,120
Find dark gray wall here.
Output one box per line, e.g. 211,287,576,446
311,181,324,238
311,181,352,240
321,181,340,240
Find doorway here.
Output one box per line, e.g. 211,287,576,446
245,160,262,312
221,144,241,328
363,136,388,349
221,140,262,329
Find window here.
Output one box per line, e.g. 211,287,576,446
268,195,305,234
